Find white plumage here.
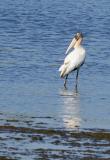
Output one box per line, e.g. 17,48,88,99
59,32,86,88
59,46,86,77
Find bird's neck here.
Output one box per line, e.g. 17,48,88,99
74,39,82,49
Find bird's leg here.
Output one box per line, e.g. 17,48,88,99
64,75,68,89
75,69,79,89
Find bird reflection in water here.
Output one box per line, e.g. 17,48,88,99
60,88,81,129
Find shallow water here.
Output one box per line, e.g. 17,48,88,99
0,0,110,159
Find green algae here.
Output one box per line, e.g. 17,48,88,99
1,125,110,141
70,131,110,140
0,157,15,160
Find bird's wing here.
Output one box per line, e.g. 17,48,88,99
64,51,74,64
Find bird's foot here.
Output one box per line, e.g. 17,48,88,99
64,83,67,90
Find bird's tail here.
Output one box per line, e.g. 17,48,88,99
59,64,67,78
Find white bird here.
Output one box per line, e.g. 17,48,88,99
59,32,86,89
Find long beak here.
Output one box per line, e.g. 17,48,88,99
65,37,77,54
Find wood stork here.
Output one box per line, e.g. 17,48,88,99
59,32,86,89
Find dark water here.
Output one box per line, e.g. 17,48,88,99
0,0,110,159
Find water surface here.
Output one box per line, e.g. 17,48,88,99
0,0,110,159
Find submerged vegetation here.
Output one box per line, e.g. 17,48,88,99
0,123,110,160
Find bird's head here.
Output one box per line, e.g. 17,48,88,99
66,32,83,54
74,32,83,41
